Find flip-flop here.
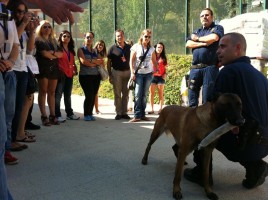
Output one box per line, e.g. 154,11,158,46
24,130,36,138
148,111,155,114
10,142,28,151
16,137,36,143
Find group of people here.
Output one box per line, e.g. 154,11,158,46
107,29,168,122
0,0,82,167
0,0,84,199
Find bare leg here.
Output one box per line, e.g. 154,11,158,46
38,78,48,117
149,84,156,112
16,94,34,140
95,93,100,113
47,79,58,116
157,84,165,113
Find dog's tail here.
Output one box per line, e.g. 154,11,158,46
154,111,171,136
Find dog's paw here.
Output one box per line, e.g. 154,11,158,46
141,158,147,165
206,192,218,200
173,191,182,200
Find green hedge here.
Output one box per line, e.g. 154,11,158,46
72,54,192,105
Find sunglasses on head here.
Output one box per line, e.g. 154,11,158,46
144,35,151,39
62,35,71,38
17,9,26,14
85,36,92,40
43,25,52,29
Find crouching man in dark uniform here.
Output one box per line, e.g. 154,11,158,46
185,32,268,189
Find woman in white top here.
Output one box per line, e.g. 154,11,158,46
9,1,39,146
129,29,158,122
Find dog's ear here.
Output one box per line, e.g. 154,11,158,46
210,92,222,102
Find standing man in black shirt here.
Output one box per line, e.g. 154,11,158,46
107,29,131,120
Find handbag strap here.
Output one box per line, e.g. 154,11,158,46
134,47,150,75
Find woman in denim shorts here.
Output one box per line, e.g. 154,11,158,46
148,42,168,114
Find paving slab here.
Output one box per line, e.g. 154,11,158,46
6,94,268,200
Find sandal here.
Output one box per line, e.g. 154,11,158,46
49,115,60,125
148,111,155,114
16,136,36,143
41,116,51,126
24,130,36,138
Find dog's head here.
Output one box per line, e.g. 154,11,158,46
212,93,245,126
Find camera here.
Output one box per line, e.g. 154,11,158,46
30,13,38,21
0,3,12,21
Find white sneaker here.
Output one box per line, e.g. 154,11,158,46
57,117,66,123
67,114,80,120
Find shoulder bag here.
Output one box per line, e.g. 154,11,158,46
97,65,109,81
127,48,150,90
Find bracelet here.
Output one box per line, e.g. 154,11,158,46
8,59,15,65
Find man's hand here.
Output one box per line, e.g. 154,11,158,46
191,34,199,42
25,0,84,25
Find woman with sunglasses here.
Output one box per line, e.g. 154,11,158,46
5,0,39,155
93,40,107,114
77,32,103,121
148,42,168,115
129,29,158,122
35,20,63,126
55,30,79,122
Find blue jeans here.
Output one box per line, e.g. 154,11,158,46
11,71,28,142
3,72,16,150
55,75,74,117
188,65,219,107
134,73,153,118
0,74,14,200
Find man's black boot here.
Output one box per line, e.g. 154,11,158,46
25,122,41,130
184,166,213,186
183,150,213,186
172,144,188,165
240,160,268,189
172,144,178,158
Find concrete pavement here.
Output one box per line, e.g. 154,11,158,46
6,94,268,200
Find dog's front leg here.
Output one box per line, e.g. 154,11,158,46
173,151,187,200
203,146,218,200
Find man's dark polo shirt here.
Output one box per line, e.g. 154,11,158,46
186,22,224,65
107,43,131,71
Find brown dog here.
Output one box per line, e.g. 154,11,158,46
141,93,245,200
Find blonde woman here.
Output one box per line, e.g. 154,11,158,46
129,29,158,122
35,20,63,126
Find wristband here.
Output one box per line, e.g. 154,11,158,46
8,59,15,65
